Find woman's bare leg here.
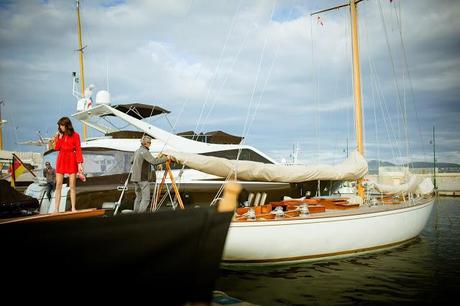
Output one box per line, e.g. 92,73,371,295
69,173,77,211
54,173,64,213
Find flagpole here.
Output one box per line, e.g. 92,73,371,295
13,153,37,177
11,156,15,187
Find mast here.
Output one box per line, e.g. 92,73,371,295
76,0,87,141
0,100,4,150
350,0,365,198
432,125,437,190
311,0,365,198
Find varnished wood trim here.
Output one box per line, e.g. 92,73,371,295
230,196,435,227
0,209,105,224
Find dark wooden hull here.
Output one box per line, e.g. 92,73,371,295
1,208,233,304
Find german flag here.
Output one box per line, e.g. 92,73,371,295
8,154,27,187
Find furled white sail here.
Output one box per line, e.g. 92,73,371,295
163,150,368,183
372,175,434,195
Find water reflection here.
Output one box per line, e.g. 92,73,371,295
216,197,460,305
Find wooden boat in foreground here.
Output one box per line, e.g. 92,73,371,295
1,182,240,304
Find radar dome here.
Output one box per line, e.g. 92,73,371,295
95,90,111,105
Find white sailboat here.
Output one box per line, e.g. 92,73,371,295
161,0,435,263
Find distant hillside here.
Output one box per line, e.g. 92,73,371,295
409,162,460,168
368,160,460,174
368,160,395,173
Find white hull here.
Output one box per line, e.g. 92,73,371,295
223,196,435,264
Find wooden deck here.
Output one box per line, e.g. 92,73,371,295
0,208,105,224
233,194,435,223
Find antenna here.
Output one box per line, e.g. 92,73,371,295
72,71,81,99
106,53,110,92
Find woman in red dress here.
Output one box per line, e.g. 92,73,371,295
51,117,84,213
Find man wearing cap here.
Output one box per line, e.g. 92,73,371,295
43,161,56,202
131,136,167,213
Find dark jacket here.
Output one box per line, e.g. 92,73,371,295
43,167,56,183
131,145,167,182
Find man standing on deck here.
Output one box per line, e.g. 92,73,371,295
131,135,167,213
43,161,56,202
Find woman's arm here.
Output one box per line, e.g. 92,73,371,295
54,132,63,151
74,133,84,164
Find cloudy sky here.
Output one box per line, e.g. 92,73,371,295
1,0,459,164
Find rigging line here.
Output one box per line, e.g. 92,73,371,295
345,6,353,155
376,0,403,148
310,14,320,163
100,116,131,131
371,5,401,162
211,0,291,204
159,80,212,190
392,1,428,162
244,22,282,153
192,0,243,141
202,22,255,129
247,0,299,163
361,13,400,160
239,0,296,158
367,44,399,160
159,70,206,194
164,115,175,133
371,58,401,160
343,6,353,155
377,0,409,164
156,0,199,154
394,3,411,166
243,0,292,148
338,7,351,159
367,48,382,165
243,41,278,150
158,67,205,156
237,0,278,161
237,14,269,150
210,171,235,207
126,106,144,120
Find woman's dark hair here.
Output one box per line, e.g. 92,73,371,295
57,117,75,136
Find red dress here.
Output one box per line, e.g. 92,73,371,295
55,132,83,174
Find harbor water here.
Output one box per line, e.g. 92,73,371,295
216,197,460,305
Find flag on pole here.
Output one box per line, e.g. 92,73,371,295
87,97,93,109
8,154,27,187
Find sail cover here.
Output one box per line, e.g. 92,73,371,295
372,175,434,195
164,150,368,183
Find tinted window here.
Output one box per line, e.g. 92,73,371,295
45,149,133,177
202,149,272,164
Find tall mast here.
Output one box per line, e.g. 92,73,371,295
0,100,4,150
76,0,87,141
432,125,437,190
350,0,365,198
311,0,365,198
